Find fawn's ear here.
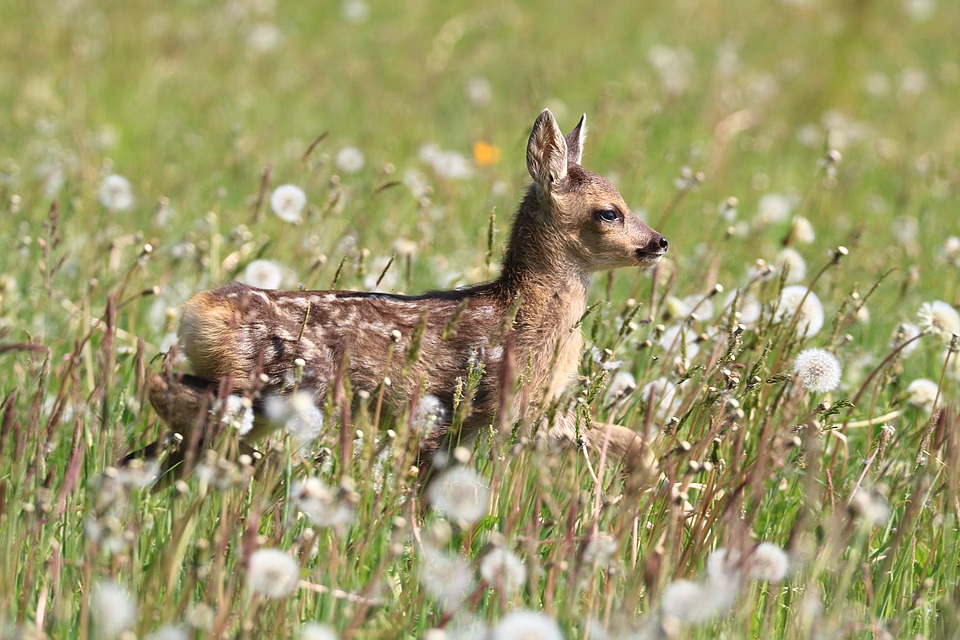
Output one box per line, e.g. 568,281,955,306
565,114,587,165
527,109,568,192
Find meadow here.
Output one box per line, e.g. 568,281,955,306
2,0,960,637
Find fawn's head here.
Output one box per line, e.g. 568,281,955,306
518,109,668,275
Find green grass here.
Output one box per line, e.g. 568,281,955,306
2,0,960,638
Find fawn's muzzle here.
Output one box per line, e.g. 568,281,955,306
636,234,668,263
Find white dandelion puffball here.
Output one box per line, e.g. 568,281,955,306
849,490,891,527
490,610,563,640
465,75,492,106
414,394,449,434
774,285,824,337
605,370,637,405
755,192,792,225
747,542,790,583
917,300,960,342
724,290,762,326
640,376,682,423
479,547,527,596
775,247,807,284
92,580,137,637
144,625,189,640
291,477,355,529
247,548,300,599
418,545,475,612
217,395,254,436
428,466,490,523
98,174,135,211
242,259,284,289
661,579,723,624
890,321,923,357
336,147,365,173
300,622,338,640
792,216,816,244
340,0,370,23
792,348,842,393
266,390,325,445
270,183,307,223
906,378,939,412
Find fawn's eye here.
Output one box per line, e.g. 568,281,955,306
595,209,620,223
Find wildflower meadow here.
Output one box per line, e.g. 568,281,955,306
2,0,960,638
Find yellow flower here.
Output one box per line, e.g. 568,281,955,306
473,141,501,166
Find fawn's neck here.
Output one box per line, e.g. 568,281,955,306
496,189,591,403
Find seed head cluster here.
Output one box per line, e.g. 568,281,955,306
792,348,842,393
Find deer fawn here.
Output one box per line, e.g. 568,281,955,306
145,109,668,485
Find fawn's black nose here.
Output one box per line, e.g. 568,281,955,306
645,234,668,254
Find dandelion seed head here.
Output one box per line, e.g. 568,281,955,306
775,247,807,284
340,0,369,23
215,395,254,436
605,371,637,405
300,622,338,640
419,545,474,612
640,377,683,425
247,548,300,599
662,579,721,624
724,290,762,326
490,610,564,640
428,466,489,523
792,348,842,393
792,216,816,244
419,144,473,180
265,390,324,444
479,547,526,596
242,259,284,289
144,625,189,640
917,300,960,342
943,236,960,265
755,193,792,225
415,394,449,434
583,532,619,569
890,321,922,357
906,378,938,412
99,174,135,211
291,477,356,529
465,76,492,107
270,184,307,223
774,286,824,337
336,147,365,173
748,542,789,583
248,22,282,52
849,489,891,527
92,580,137,637
659,324,700,366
